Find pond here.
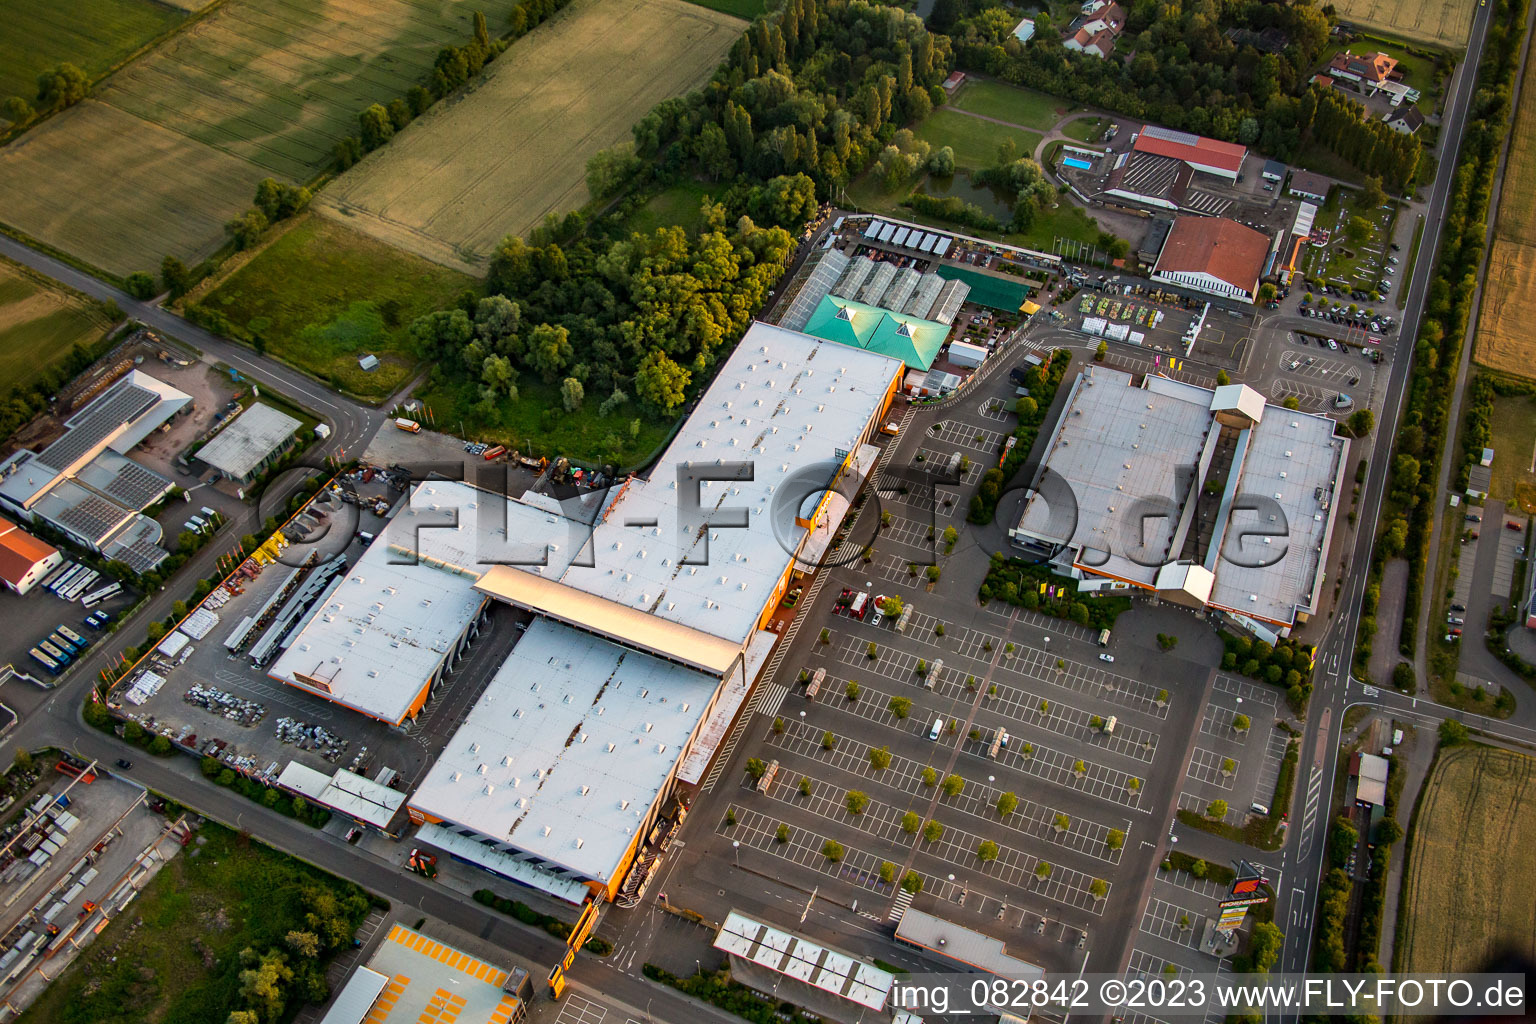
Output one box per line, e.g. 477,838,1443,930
916,173,1016,222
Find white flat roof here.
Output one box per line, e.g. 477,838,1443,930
895,908,1044,980
409,618,717,884
278,762,406,829
197,403,301,477
715,911,895,1011
555,323,902,645
1016,366,1212,584
268,480,576,723
1209,408,1345,625
318,966,389,1024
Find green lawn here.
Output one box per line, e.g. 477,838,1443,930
915,109,1042,171
951,79,1067,133
0,257,113,389
1486,393,1536,512
198,215,473,402
416,377,675,468
1297,191,1394,288
0,0,185,109
17,824,372,1024
1060,116,1107,143
622,181,717,237
680,0,774,17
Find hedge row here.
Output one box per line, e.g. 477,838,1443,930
1218,631,1315,713
471,889,610,954
643,963,823,1024
979,554,1131,630
967,349,1071,524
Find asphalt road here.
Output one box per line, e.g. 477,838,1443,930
1264,0,1507,979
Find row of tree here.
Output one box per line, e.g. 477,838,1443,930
1357,0,1530,671
3,62,89,130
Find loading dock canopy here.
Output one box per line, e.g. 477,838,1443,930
474,565,742,675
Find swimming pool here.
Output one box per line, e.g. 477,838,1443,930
1063,156,1093,171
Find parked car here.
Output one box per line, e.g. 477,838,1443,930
1509,521,1524,531
1099,653,1115,662
1451,603,1467,612
1466,514,1482,523
115,759,133,770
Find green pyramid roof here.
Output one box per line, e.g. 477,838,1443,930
799,295,948,370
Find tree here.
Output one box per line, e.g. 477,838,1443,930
560,377,584,412
1090,878,1109,899
1257,283,1278,304
745,758,768,781
1035,862,1053,880
227,1013,261,1024
285,931,321,958
798,777,813,796
845,790,869,815
12,748,33,773
1438,719,1469,746
822,840,844,862
224,200,270,247
254,178,310,221
585,142,642,198
3,96,33,124
1105,828,1125,851
941,774,964,798
925,565,941,582
901,811,922,834
1072,759,1086,775
238,949,294,1022
1248,921,1283,973
1094,340,1107,361
634,349,690,414
821,730,837,750
1217,369,1231,386
1347,408,1375,437
148,735,173,756
1128,777,1141,792
868,746,892,771
997,791,1018,816
845,680,861,701
1053,813,1070,832
867,642,879,659
125,271,157,300
1190,858,1210,878
928,145,956,176
527,323,573,381
879,594,904,616
888,695,912,719
921,767,937,787
1361,174,1388,209
36,63,89,110
1207,799,1229,820
1282,396,1301,410
977,840,999,862
1038,699,1050,715
160,255,191,299
922,819,944,842
1233,714,1251,733
776,823,790,843
359,103,395,149
1221,757,1237,776
879,861,896,883
901,870,924,894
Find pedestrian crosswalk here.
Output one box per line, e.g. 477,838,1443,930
757,683,789,719
887,885,915,923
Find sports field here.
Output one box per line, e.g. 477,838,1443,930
1398,744,1536,972
0,257,113,390
1475,54,1536,378
316,0,742,271
914,109,1043,170
951,80,1067,133
1330,0,1472,47
0,0,518,275
0,0,185,107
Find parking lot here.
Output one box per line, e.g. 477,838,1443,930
682,356,1221,976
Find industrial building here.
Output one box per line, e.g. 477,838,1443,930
276,323,906,901
1150,217,1274,303
1011,366,1349,637
778,246,970,337
0,371,189,572
1131,125,1247,182
195,402,301,484
319,924,530,1024
895,907,1045,981
0,517,61,595
801,295,951,370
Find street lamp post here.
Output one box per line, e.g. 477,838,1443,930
733,840,740,867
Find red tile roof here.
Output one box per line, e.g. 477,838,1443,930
1132,129,1246,175
1155,217,1270,294
0,516,57,587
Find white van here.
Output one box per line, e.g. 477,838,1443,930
929,718,944,740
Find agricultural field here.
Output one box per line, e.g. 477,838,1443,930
0,0,519,275
0,0,185,109
316,0,742,272
951,79,1068,133
197,216,473,401
683,0,773,16
1397,744,1536,972
1475,53,1536,378
16,824,372,1024
1329,0,1472,48
0,257,115,390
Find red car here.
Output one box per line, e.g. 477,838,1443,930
1508,521,1524,531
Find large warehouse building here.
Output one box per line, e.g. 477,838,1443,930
1011,366,1349,637
275,322,906,902
1132,125,1247,182
1151,216,1274,303
0,371,189,572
